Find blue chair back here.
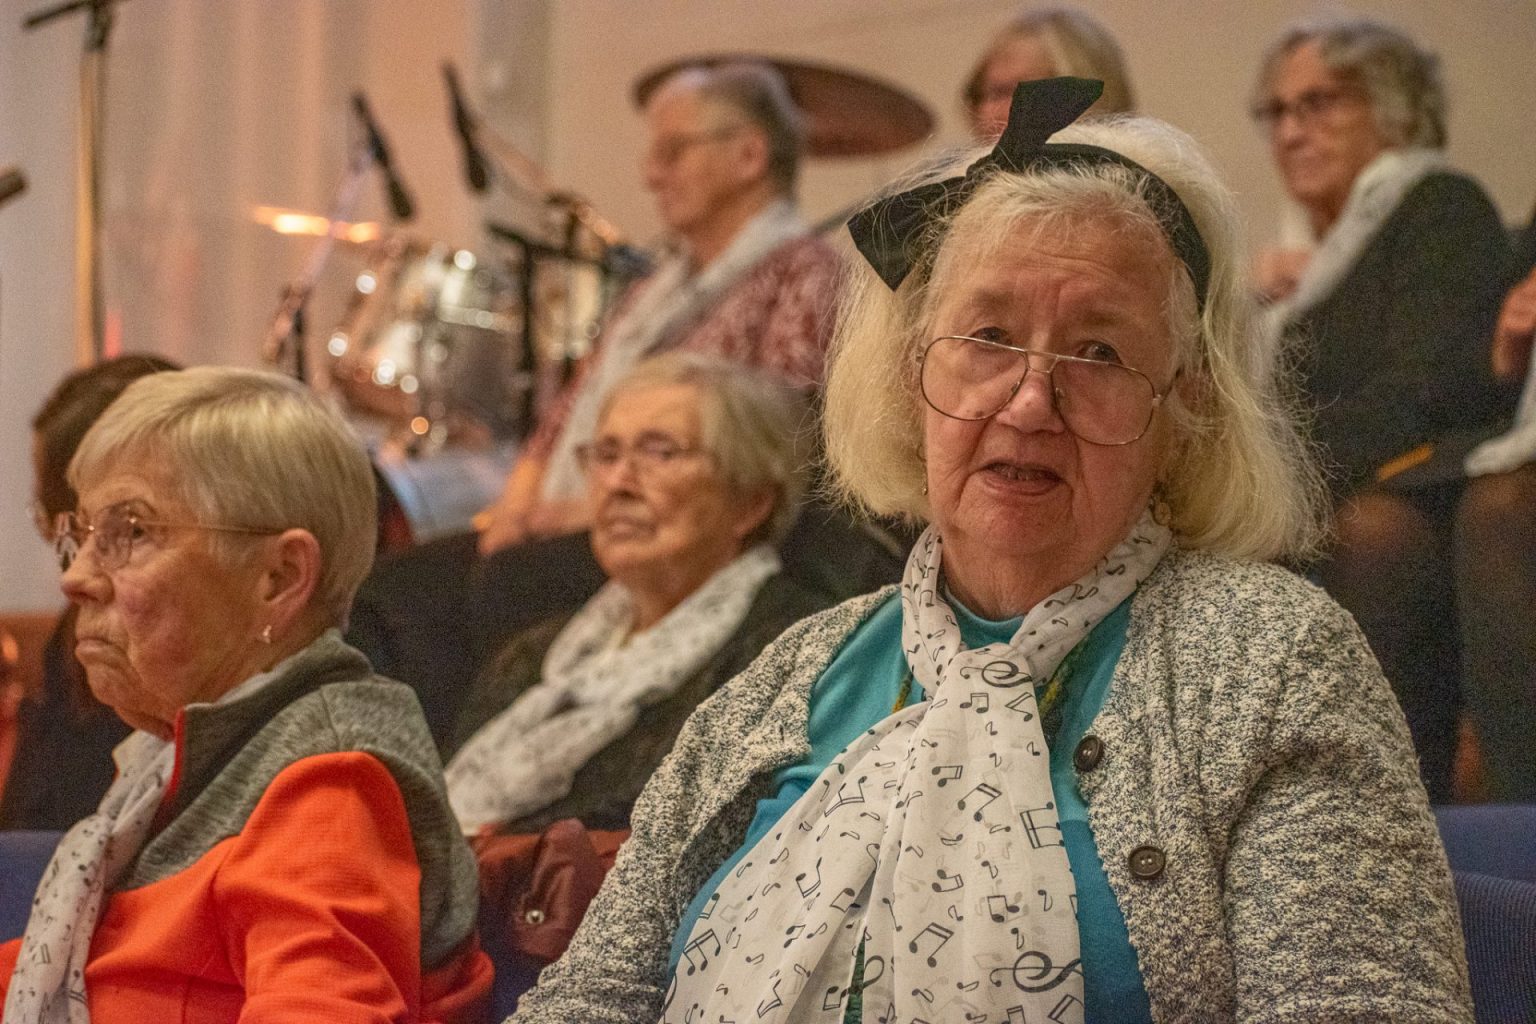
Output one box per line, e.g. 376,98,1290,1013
0,830,62,941
1456,871,1536,1024
1436,804,1536,882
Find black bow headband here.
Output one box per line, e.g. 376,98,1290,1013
846,77,1211,311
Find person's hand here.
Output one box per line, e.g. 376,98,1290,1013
1492,266,1536,382
1254,246,1311,304
475,457,544,556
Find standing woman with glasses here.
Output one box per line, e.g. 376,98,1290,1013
444,352,824,835
510,79,1469,1024
1253,18,1534,802
1,367,492,1023
1,354,177,832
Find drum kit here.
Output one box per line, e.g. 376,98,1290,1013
253,55,934,541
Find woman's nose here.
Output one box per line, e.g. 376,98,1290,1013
994,356,1066,432
59,543,108,604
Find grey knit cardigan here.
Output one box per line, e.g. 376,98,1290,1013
509,547,1472,1023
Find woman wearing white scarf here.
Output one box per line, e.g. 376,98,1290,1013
446,353,824,836
509,81,1470,1024
1251,18,1536,802
0,368,489,1024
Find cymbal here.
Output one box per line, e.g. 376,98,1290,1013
251,205,382,245
633,54,934,158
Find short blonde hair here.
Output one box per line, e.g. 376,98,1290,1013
600,352,809,545
70,367,377,624
824,116,1329,563
964,7,1136,122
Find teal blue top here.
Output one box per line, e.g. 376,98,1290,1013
667,592,1151,1023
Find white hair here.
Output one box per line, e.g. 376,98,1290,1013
823,116,1329,562
70,367,377,624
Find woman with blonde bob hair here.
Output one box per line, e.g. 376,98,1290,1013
509,80,1468,1024
1,367,490,1023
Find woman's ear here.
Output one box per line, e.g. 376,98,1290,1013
259,528,323,628
731,486,779,545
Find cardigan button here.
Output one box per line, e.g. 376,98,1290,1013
1128,845,1166,881
1073,735,1105,772
523,908,546,925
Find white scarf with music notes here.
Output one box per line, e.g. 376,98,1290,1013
661,514,1170,1024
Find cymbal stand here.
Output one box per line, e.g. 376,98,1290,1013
262,138,372,384
23,0,132,367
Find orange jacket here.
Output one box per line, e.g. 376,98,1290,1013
1,752,491,1023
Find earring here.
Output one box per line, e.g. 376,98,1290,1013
260,624,274,645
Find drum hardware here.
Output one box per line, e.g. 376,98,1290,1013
23,0,136,366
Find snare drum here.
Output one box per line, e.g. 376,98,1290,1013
328,237,531,441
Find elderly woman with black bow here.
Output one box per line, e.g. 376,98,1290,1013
0,368,490,1023
508,80,1470,1024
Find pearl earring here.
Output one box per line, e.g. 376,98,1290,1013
260,624,274,645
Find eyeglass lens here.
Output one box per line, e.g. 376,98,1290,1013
920,335,1157,446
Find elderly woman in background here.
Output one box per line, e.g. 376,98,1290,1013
0,368,490,1023
445,353,826,835
963,6,1133,141
509,79,1469,1024
2,354,176,832
1253,17,1536,801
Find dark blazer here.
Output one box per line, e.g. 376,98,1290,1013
445,572,826,835
1288,172,1514,496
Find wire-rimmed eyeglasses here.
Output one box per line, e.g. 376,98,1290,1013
1249,86,1363,131
574,435,708,478
54,501,280,573
918,334,1172,446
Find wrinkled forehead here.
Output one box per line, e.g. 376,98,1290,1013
595,382,707,441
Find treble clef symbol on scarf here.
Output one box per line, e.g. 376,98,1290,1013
989,950,1083,992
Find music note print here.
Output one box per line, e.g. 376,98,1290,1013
986,893,1021,922
958,782,1002,821
931,867,963,893
931,764,963,787
959,692,990,712
1019,803,1064,849
824,775,869,815
907,922,954,967
1037,888,1054,911
679,928,720,976
795,857,822,899
1004,691,1036,721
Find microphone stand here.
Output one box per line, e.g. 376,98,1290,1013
23,0,131,367
262,137,373,384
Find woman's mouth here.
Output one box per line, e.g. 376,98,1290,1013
982,461,1063,494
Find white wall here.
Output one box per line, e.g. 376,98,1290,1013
2,0,1533,611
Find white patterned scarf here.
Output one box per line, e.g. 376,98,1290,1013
540,200,808,502
446,545,782,833
1262,148,1448,360
661,514,1171,1024
1,631,341,1024
3,731,171,1024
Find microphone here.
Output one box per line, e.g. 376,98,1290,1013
351,93,416,221
0,166,26,208
442,63,490,193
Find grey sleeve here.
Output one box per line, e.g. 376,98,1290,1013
1224,604,1473,1023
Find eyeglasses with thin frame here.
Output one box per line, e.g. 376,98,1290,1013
645,124,746,167
54,501,281,573
574,434,708,478
1249,86,1363,131
918,334,1172,446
